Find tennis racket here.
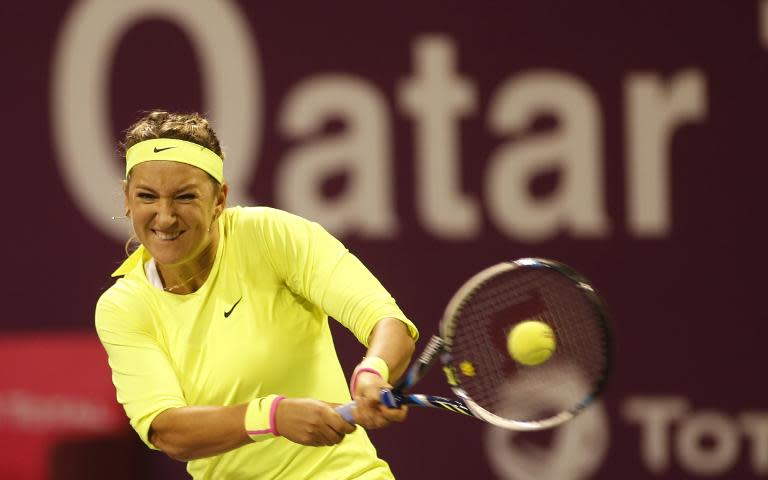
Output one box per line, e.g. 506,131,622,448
336,258,612,431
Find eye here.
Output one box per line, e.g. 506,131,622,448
177,193,197,201
137,192,156,200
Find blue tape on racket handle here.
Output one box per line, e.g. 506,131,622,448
336,402,356,424
380,389,400,408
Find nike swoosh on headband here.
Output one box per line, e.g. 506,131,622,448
153,146,176,153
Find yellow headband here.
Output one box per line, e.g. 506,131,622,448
125,138,223,182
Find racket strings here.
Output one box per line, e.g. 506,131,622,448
446,266,609,424
543,284,608,389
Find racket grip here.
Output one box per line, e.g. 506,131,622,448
336,389,403,424
336,401,357,424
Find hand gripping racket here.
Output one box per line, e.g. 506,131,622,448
336,258,612,431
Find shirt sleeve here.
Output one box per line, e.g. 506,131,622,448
95,293,187,449
254,208,418,346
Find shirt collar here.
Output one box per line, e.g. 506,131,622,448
111,246,148,277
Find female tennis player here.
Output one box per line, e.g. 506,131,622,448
95,110,418,479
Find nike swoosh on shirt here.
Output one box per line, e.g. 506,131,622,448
224,297,243,318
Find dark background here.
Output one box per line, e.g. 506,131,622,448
1,1,766,479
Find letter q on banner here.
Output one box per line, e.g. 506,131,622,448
51,0,261,242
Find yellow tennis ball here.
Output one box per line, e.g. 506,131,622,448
507,320,556,366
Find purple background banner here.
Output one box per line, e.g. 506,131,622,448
1,1,767,478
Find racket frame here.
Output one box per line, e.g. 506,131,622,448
437,257,613,431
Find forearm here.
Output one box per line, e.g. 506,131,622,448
150,404,251,461
364,317,416,383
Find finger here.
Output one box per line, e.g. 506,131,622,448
358,404,394,430
352,397,376,427
364,403,391,429
317,424,344,446
370,416,392,429
330,410,357,434
322,405,355,437
352,404,375,429
379,404,409,423
325,430,344,446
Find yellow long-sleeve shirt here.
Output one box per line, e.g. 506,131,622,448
95,206,417,479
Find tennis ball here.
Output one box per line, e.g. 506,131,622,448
507,320,556,366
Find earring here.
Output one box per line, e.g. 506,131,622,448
112,210,130,221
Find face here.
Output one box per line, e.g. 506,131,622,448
125,161,227,267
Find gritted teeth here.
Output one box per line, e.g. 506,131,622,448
153,230,182,240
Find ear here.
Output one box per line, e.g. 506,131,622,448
214,182,228,219
122,179,130,215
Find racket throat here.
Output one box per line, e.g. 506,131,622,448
398,335,445,391
417,335,445,364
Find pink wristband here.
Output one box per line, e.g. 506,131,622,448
350,367,383,396
349,356,389,396
269,395,286,436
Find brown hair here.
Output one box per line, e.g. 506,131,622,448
121,110,224,159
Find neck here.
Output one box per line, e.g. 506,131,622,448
157,225,219,294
